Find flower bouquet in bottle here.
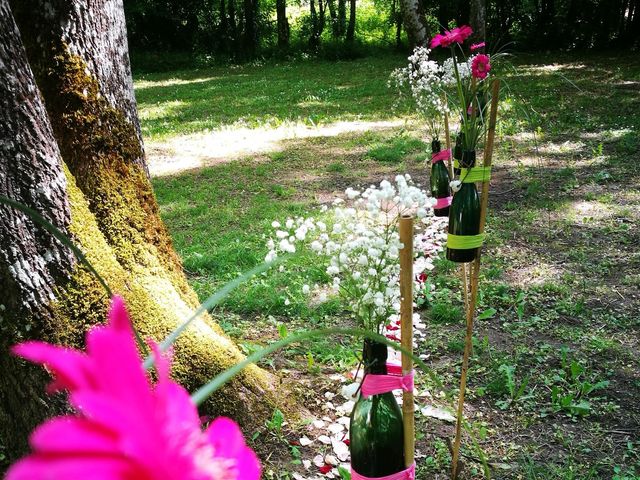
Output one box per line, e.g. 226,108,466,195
265,176,434,478
389,48,453,217
430,26,495,263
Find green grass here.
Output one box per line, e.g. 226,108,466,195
145,51,640,478
366,134,426,163
134,55,412,140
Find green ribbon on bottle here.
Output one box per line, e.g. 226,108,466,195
453,158,459,169
460,166,492,183
446,233,486,249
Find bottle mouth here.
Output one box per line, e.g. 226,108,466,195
431,139,441,153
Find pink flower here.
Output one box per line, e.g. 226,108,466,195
7,296,260,480
471,54,491,79
430,25,473,48
470,42,485,51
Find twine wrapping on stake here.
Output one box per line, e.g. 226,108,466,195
399,215,415,470
451,78,501,480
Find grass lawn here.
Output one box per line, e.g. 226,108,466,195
136,51,640,479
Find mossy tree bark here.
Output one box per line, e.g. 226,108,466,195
1,0,293,468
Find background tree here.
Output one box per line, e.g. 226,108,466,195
337,0,347,37
400,0,429,48
469,0,486,45
346,0,356,42
277,0,290,48
1,0,291,466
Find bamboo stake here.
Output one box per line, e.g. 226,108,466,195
399,214,415,469
451,79,501,480
460,263,469,313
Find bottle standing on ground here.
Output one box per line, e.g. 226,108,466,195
350,339,405,477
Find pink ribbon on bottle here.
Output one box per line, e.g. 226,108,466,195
351,463,416,480
434,196,452,209
360,365,414,399
431,149,451,164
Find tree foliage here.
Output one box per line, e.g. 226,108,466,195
124,0,639,61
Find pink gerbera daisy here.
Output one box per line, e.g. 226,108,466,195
471,54,491,80
430,25,474,48
7,296,260,480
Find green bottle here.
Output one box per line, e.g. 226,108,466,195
453,132,463,176
350,339,405,477
430,139,451,217
446,150,481,263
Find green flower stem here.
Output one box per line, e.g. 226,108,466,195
143,257,286,370
190,327,443,405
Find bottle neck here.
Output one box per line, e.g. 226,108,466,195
460,150,476,168
362,339,388,375
431,139,441,154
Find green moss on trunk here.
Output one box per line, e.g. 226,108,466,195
47,165,296,427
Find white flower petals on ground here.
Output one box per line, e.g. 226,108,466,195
420,405,456,423
300,436,314,446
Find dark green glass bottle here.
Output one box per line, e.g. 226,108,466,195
429,139,451,218
350,339,405,477
446,150,481,263
453,132,463,176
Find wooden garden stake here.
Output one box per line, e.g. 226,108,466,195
399,214,415,469
460,264,470,313
451,79,501,480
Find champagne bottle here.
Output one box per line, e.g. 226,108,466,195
453,132,463,176
429,139,452,217
446,150,481,263
350,340,405,477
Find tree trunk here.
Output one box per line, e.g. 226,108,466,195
243,0,258,56
337,0,347,37
220,0,230,53
229,0,238,46
392,0,403,48
400,0,429,48
0,0,73,464
346,0,356,42
327,0,338,37
2,0,294,466
319,0,327,36
276,0,290,48
469,0,486,46
310,0,320,47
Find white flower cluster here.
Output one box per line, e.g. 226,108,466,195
442,56,473,85
389,47,449,134
265,175,437,333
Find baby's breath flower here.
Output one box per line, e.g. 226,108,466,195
264,176,438,332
